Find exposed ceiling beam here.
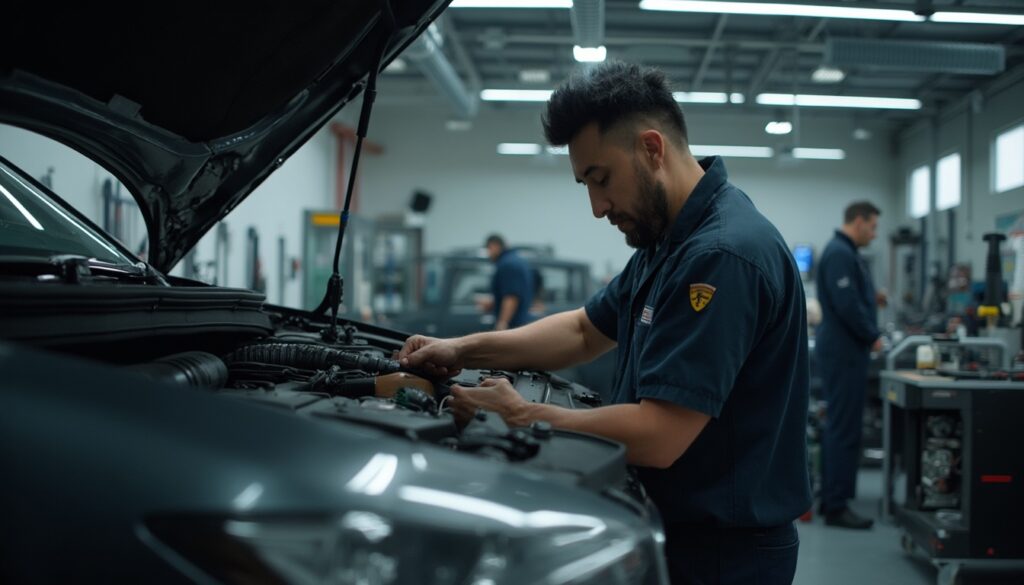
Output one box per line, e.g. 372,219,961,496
692,14,729,90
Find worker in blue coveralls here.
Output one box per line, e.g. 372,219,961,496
481,234,534,331
399,62,810,585
815,201,883,530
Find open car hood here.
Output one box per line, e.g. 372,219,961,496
0,1,449,272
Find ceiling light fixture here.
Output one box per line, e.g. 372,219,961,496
756,93,922,110
445,120,473,132
638,0,923,22
765,121,793,135
811,66,845,83
573,45,607,63
450,0,572,8
793,147,846,160
930,11,1024,26
481,89,553,102
852,128,872,141
689,145,774,158
518,69,551,84
497,143,543,155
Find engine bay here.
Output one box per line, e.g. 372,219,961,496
119,309,642,508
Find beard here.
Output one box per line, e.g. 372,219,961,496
611,160,670,249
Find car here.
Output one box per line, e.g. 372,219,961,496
0,3,667,584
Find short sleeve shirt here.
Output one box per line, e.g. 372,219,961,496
491,250,534,328
585,156,811,527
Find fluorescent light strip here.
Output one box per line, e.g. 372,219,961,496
931,11,1024,26
690,145,774,158
481,89,553,102
497,143,543,155
793,147,846,160
450,0,572,7
756,93,921,110
673,92,745,104
639,0,923,22
0,182,44,230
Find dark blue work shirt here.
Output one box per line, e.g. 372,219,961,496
816,231,879,355
585,156,811,527
491,249,534,328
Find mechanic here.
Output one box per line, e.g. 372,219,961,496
815,201,883,530
400,62,810,585
479,234,535,330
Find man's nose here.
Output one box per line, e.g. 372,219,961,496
589,190,611,219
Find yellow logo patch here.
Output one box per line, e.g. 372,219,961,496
689,283,717,312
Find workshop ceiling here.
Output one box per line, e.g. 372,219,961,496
380,0,1024,122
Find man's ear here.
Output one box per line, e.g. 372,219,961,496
637,129,666,169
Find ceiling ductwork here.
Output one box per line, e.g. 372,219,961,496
571,0,605,50
406,23,479,118
826,37,1005,76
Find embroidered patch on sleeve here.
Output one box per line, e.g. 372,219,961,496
689,283,716,312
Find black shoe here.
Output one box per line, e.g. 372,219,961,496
824,507,874,529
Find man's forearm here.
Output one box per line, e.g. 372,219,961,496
513,401,708,468
457,308,612,371
496,295,519,328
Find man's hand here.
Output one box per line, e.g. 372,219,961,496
872,337,883,353
875,290,888,308
398,335,464,379
449,378,531,427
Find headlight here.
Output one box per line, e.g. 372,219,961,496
143,492,664,584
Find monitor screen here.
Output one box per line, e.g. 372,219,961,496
793,245,813,275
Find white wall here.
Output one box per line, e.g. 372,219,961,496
359,102,900,287
0,122,338,307
897,71,1024,277
184,126,337,307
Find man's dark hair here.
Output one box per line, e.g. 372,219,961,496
843,201,881,224
485,234,505,249
542,62,688,147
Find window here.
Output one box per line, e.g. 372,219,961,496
909,165,931,218
936,152,961,211
995,124,1024,193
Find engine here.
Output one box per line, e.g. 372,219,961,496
129,330,639,505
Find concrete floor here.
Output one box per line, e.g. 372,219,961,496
793,468,1024,585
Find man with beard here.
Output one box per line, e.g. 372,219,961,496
398,62,810,585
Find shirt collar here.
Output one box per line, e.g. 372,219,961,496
667,156,729,244
834,229,857,250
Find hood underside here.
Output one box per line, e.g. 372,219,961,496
0,1,449,272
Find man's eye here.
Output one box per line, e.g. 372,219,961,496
597,176,609,187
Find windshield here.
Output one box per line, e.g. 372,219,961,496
0,160,135,265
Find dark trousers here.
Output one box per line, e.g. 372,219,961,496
662,522,799,585
819,349,869,513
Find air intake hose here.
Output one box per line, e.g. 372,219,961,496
130,352,229,389
225,343,403,375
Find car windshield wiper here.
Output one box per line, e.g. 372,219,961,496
0,254,168,285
